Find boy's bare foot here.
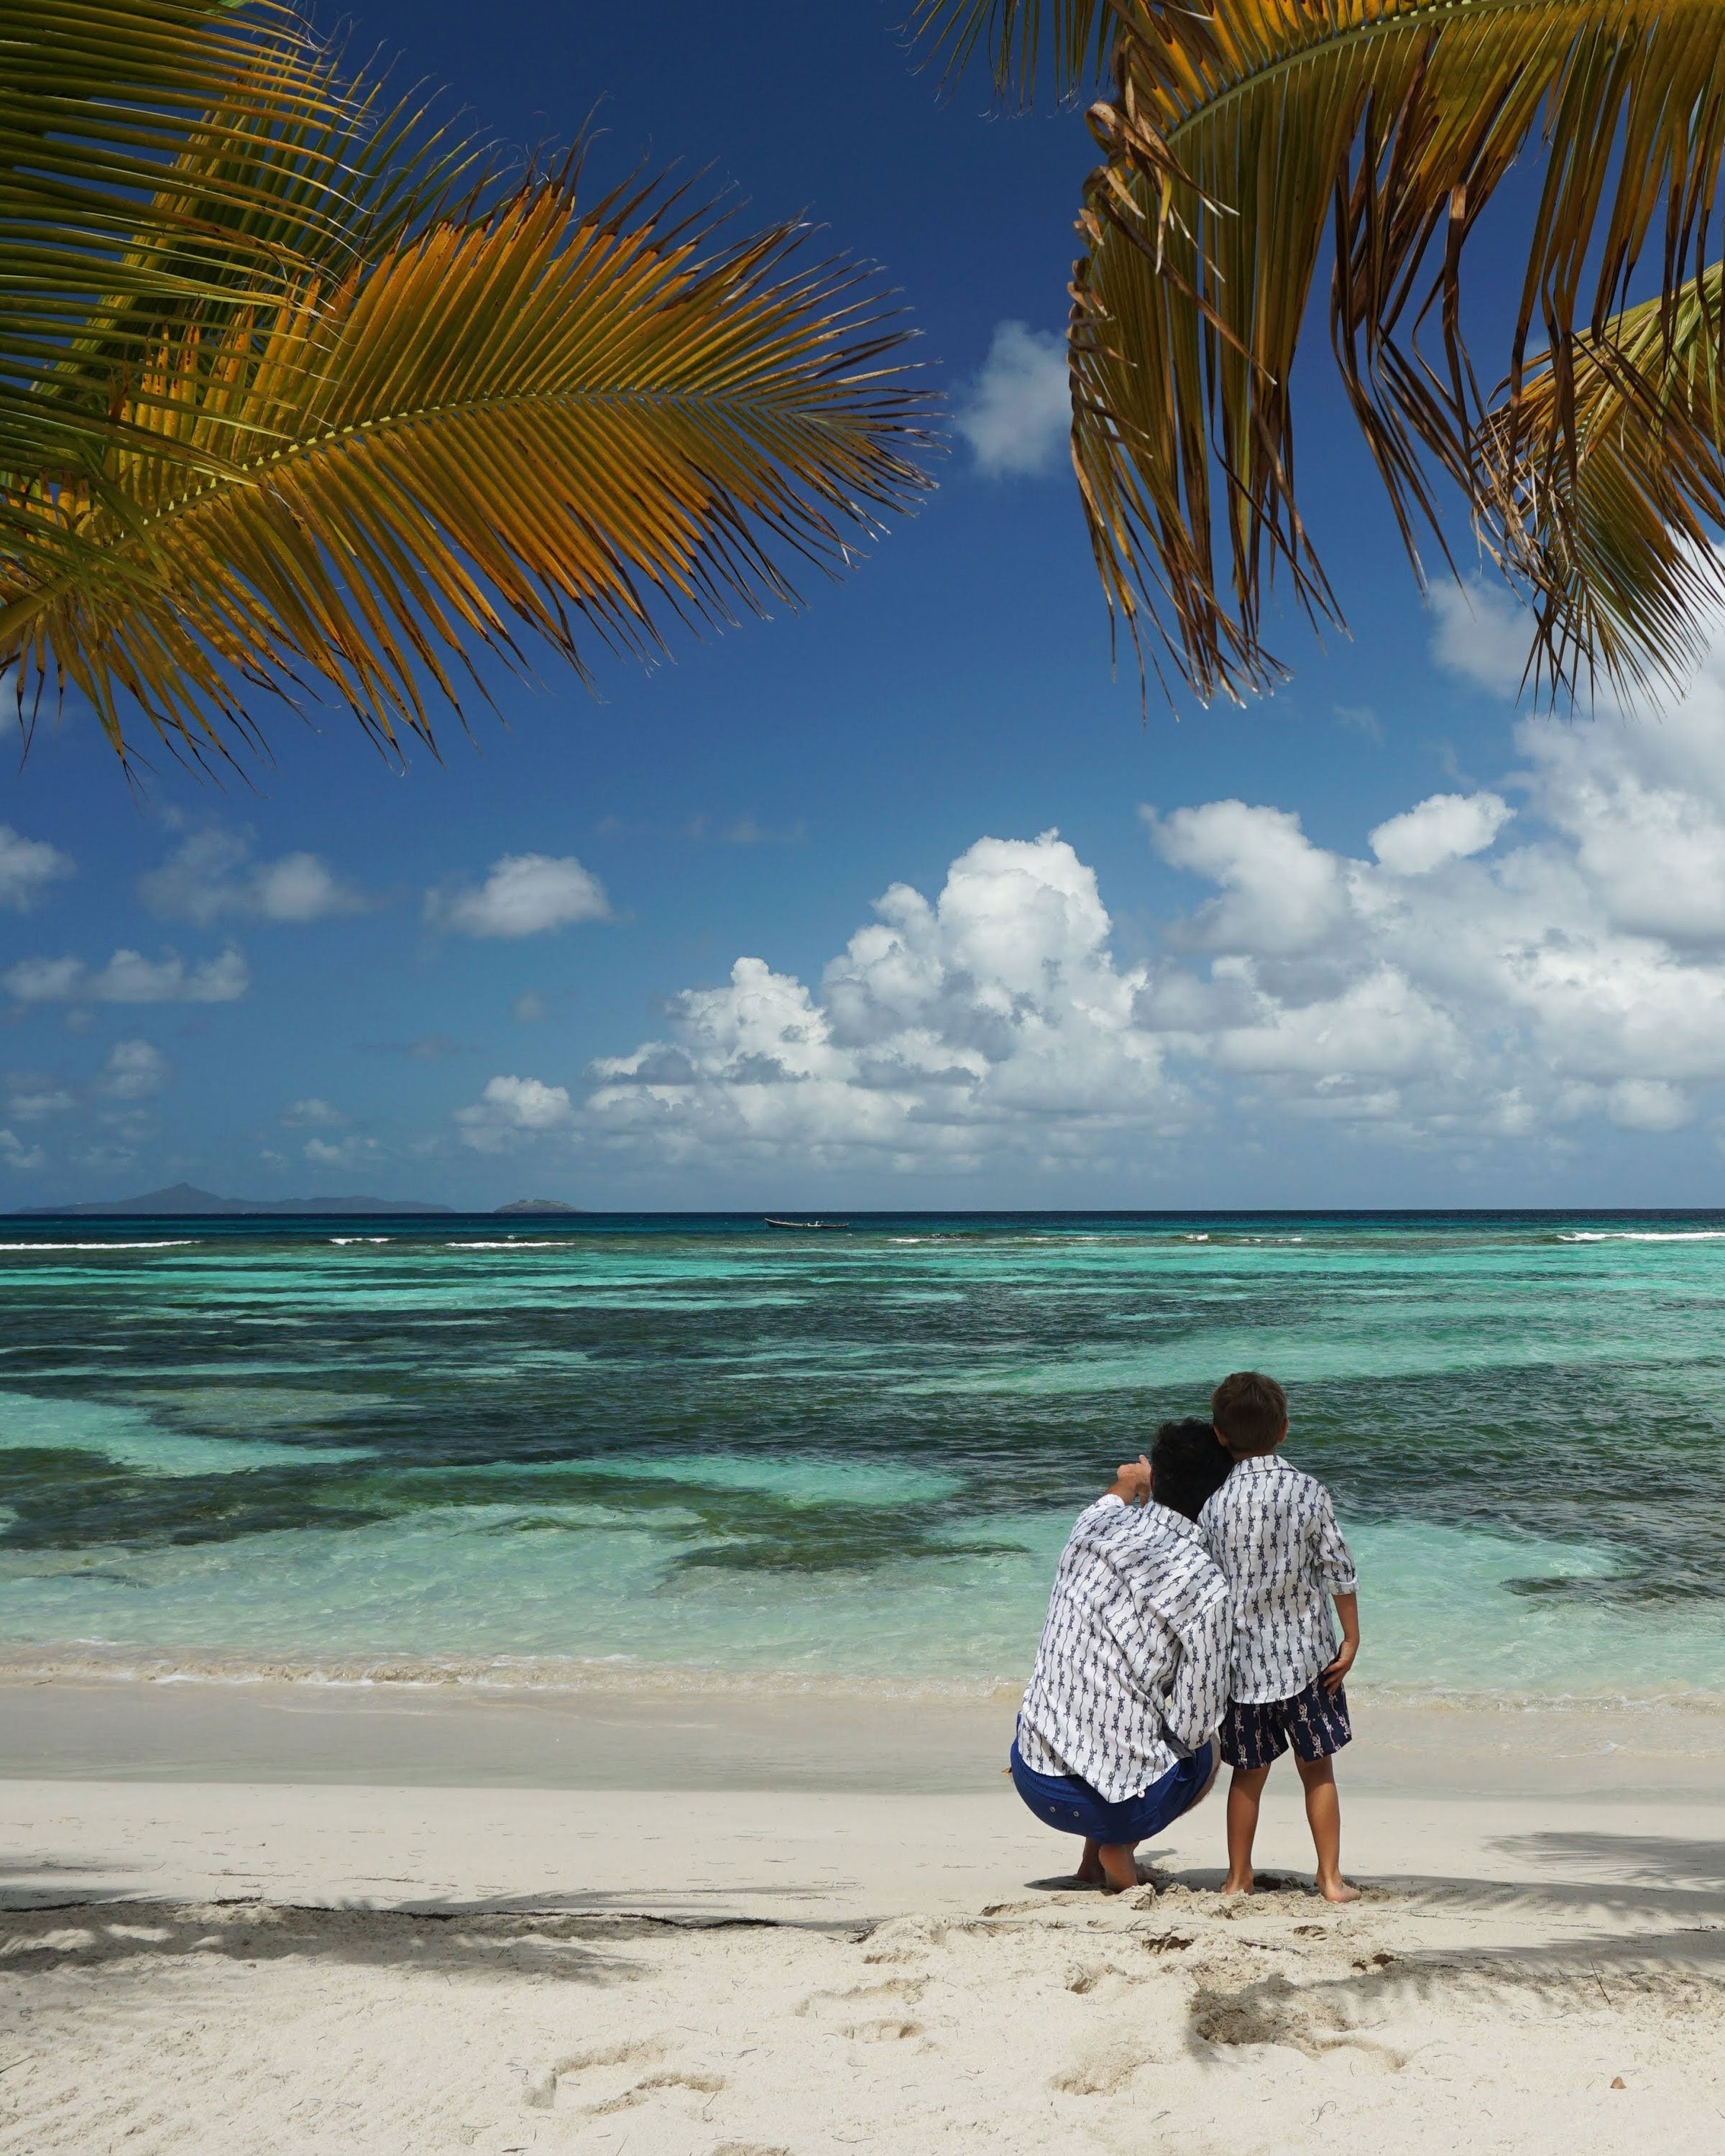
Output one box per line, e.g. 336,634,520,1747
1317,1874,1361,1904
1220,1871,1254,1897
1075,1840,1106,1889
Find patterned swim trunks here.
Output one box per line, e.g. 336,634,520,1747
1219,1677,1351,1770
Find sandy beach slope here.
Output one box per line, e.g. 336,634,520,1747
2,1679,1722,2154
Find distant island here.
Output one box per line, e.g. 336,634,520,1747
19,1181,454,1217
494,1198,584,1215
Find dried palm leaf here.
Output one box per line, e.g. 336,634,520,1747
909,0,1118,105
1481,267,1725,701
923,0,1725,704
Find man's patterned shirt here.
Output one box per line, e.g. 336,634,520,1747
1017,1496,1233,1803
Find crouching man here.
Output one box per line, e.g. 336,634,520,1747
1010,1420,1234,1891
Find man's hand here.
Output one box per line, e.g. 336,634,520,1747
1110,1455,1152,1506
1320,1639,1357,1694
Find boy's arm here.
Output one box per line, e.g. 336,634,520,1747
1321,1590,1359,1693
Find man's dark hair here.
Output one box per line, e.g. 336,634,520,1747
1150,1418,1233,1521
1210,1370,1289,1457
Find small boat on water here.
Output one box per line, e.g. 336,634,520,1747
763,1217,851,1232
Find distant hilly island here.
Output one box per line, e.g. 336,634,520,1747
14,1182,583,1217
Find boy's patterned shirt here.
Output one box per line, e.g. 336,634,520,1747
1198,1455,1358,1704
1016,1496,1233,1804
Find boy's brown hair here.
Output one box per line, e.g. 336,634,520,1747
1210,1370,1288,1456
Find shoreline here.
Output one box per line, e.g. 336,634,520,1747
4,1641,1724,1715
5,1669,1725,1800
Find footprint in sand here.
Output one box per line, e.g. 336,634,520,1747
522,2036,666,2109
589,2068,728,2116
796,1977,926,2019
1190,1974,1409,2070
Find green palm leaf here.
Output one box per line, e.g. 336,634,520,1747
2,3,933,764
3,171,932,763
2,3,367,545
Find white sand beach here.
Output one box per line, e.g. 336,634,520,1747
2,1677,1723,2153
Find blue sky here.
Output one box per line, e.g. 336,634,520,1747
4,0,1724,1211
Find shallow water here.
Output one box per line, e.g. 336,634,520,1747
1,1211,1722,1703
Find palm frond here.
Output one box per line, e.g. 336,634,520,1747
3,0,478,625
942,0,1725,702
907,0,1121,105
1479,266,1725,702
2,2,356,507
2,170,934,765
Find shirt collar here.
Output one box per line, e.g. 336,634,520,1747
1231,1452,1289,1476
1094,1493,1205,1542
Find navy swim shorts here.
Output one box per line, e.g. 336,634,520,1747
1219,1678,1351,1771
1008,1733,1216,1844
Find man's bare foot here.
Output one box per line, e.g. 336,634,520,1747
1098,1842,1140,1893
1220,1871,1254,1897
1073,1838,1106,1889
1317,1874,1361,1904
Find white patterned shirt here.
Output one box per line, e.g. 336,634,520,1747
1198,1454,1358,1704
1016,1496,1234,1804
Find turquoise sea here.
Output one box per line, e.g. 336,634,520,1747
1,1212,1722,1705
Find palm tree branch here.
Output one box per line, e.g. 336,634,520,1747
1068,0,1725,700
2,175,935,762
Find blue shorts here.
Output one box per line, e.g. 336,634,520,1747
1220,1679,1351,1771
1009,1734,1216,1844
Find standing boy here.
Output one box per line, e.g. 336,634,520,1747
1198,1371,1361,1903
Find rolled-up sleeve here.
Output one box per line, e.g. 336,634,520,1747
1314,1492,1358,1595
1161,1574,1234,1751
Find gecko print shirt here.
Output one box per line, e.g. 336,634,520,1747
1198,1455,1358,1704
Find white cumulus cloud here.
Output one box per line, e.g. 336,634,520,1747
576,833,1181,1174
1145,802,1347,954
93,1040,172,1101
443,612,1725,1182
139,831,369,926
0,826,74,912
3,945,248,1005
2,1074,75,1122
1429,578,1537,695
282,1097,347,1128
1606,1079,1693,1132
302,1133,380,1169
955,322,1069,479
1370,792,1513,875
455,1074,578,1151
431,854,610,939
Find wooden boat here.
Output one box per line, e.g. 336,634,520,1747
763,1217,851,1231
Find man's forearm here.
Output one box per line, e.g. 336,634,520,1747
1105,1454,1152,1507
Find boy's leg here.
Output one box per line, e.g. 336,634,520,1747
1223,1764,1271,1895
1293,1753,1359,1903
1076,1838,1105,1886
